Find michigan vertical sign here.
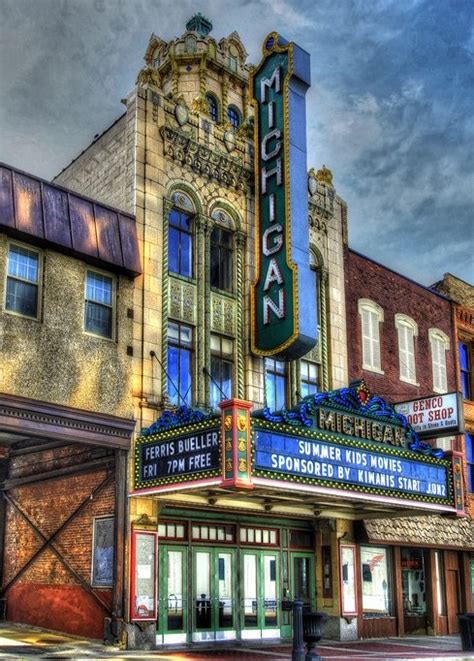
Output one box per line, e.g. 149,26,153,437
251,33,317,359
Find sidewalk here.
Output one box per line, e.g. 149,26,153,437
0,622,473,660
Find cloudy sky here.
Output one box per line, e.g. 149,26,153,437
1,0,473,287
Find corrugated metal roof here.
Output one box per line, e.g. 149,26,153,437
0,163,141,277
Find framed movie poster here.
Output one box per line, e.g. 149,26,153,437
91,516,114,587
130,530,158,621
340,543,358,617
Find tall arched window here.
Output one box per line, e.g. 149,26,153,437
168,208,193,277
205,93,219,123
358,299,384,373
395,314,418,384
429,328,450,393
210,226,233,291
227,105,241,130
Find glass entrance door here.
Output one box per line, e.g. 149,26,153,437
192,548,236,641
241,551,280,639
158,545,188,644
291,552,315,610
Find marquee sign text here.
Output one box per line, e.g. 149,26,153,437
254,430,450,503
138,429,220,487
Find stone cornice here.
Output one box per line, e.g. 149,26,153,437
160,126,252,192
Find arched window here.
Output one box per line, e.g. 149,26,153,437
205,93,219,123
210,226,233,291
168,208,193,277
358,299,384,373
227,105,241,130
395,314,418,384
429,328,450,393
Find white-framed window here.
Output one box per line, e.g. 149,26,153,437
395,314,418,384
429,328,450,393
358,299,384,373
84,270,115,339
5,242,41,319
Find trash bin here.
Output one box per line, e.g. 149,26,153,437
458,613,474,651
302,611,326,644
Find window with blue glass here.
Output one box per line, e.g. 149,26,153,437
167,321,193,406
300,360,318,398
5,244,40,318
169,209,193,277
85,271,114,338
459,340,472,399
210,334,233,408
210,226,233,292
465,435,474,492
205,93,219,123
227,105,241,130
265,358,286,412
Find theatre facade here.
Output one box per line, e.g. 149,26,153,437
49,14,474,647
128,382,465,644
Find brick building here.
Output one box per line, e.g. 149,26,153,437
1,14,469,648
345,249,473,636
0,164,140,638
432,274,474,545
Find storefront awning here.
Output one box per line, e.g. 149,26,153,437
361,514,474,550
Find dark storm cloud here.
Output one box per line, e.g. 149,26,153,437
0,0,472,285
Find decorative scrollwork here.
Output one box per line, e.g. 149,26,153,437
159,126,252,192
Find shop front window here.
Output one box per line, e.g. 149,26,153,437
435,550,446,616
401,549,426,616
360,546,392,616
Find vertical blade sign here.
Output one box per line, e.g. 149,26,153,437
251,32,317,360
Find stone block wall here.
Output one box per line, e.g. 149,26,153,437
54,114,135,215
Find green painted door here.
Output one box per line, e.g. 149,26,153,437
158,545,188,644
241,550,280,638
290,552,315,610
192,547,236,641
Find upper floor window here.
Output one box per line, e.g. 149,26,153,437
5,243,40,318
300,360,318,398
358,299,384,373
167,321,193,406
429,328,449,393
205,93,219,123
459,340,472,399
465,434,474,492
210,334,233,408
265,358,286,411
85,270,114,339
395,314,418,384
169,208,193,278
210,226,233,292
227,105,241,130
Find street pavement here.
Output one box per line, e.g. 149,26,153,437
0,623,473,660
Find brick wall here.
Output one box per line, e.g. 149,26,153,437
4,444,115,638
344,248,456,401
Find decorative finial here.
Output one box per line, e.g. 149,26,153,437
186,13,213,37
315,164,333,186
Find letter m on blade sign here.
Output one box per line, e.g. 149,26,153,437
250,32,317,360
